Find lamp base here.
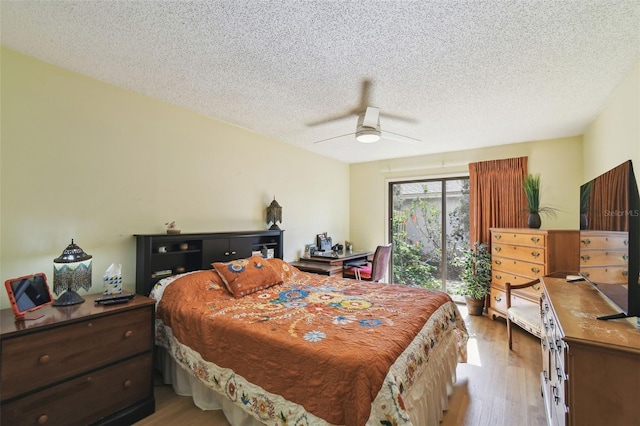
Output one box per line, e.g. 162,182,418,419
53,289,85,306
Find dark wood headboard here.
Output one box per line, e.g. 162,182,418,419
134,230,284,295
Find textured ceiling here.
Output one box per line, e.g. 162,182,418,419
1,1,639,164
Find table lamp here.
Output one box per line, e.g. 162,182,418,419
52,239,92,306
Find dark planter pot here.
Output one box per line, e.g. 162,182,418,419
527,212,541,229
465,296,485,316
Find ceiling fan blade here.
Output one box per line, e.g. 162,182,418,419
362,106,380,128
380,130,421,144
357,79,373,111
306,111,357,127
313,132,355,144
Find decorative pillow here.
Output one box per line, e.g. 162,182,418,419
266,258,296,280
212,255,282,297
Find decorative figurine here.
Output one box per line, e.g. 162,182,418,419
165,221,181,234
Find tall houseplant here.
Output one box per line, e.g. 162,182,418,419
580,181,592,230
523,173,557,228
454,241,492,315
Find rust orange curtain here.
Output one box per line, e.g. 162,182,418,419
585,161,630,232
469,157,528,245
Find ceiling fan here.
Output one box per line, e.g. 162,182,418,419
309,79,421,145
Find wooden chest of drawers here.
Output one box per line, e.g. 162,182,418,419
540,277,640,426
579,230,628,284
1,294,155,425
488,228,579,320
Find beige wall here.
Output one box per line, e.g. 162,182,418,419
0,48,350,308
349,137,583,250
583,60,640,184
349,61,639,253
1,48,637,310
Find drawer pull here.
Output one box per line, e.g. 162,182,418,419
580,255,591,262
231,251,237,255
38,354,50,364
622,271,628,277
532,284,540,291
37,414,48,425
583,271,590,278
225,251,230,256
123,379,132,388
495,234,502,240
494,246,502,253
494,296,502,302
531,267,541,274
624,239,628,246
124,330,133,339
495,274,502,280
581,238,591,246
531,251,540,258
87,322,93,328
623,254,629,261
495,260,502,265
530,236,540,244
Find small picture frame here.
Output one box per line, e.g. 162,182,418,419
317,233,332,251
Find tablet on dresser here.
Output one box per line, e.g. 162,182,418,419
4,273,54,320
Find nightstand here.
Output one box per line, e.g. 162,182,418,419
1,293,155,425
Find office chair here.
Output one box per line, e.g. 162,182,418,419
342,244,392,282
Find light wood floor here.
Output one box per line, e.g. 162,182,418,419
135,305,546,426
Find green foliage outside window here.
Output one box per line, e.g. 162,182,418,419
391,180,469,290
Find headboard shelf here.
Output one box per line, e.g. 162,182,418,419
134,230,284,295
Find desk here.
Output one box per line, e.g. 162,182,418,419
290,251,372,277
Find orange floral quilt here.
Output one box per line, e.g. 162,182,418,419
153,265,467,426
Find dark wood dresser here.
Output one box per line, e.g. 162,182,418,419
1,293,155,425
540,276,640,426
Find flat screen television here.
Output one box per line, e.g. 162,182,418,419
580,160,640,320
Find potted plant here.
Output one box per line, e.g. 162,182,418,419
523,173,558,228
453,241,492,315
580,181,592,230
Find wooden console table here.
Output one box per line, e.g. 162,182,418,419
290,251,372,277
540,276,640,426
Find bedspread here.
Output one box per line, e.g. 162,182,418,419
154,268,467,426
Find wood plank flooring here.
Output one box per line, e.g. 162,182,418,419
135,305,546,426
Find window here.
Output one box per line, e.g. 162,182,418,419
389,178,469,296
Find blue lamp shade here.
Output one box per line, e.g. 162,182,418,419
52,239,92,306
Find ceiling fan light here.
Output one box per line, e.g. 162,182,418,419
356,130,380,143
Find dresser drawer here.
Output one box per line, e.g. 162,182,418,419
580,266,628,284
493,256,546,279
492,231,546,248
1,306,152,400
579,250,628,267
493,242,545,263
579,234,628,250
1,353,152,426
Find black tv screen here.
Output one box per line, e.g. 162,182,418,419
580,160,640,320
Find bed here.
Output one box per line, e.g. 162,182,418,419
150,256,468,426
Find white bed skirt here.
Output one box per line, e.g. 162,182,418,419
156,330,459,426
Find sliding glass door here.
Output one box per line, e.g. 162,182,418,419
389,178,469,296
